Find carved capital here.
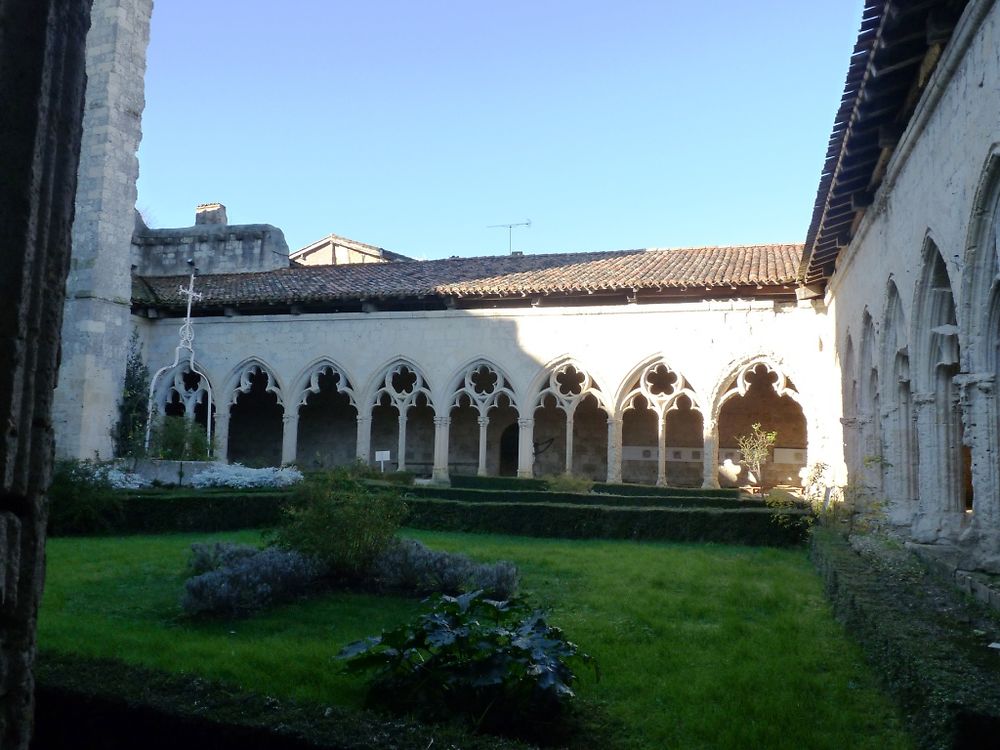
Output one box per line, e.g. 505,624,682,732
911,391,937,406
518,418,534,429
355,414,372,426
477,416,489,427
433,416,452,428
606,416,623,427
282,411,298,425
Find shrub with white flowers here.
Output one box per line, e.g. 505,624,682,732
189,462,304,490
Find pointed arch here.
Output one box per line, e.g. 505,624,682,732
711,355,808,490
447,358,519,415
365,357,435,413
961,142,1000,370
615,355,704,417
881,279,917,523
292,358,359,470
531,357,610,414
910,236,969,533
223,358,284,408
291,358,357,409
445,359,520,478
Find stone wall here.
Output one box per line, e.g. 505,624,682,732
52,0,154,460
132,209,290,277
825,0,1000,568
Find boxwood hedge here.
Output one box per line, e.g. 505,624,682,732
405,498,807,547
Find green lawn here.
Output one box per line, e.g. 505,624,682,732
39,530,911,749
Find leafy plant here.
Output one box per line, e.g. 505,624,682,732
338,590,596,743
148,415,212,461
182,546,322,618
371,538,519,599
113,330,150,458
736,422,777,492
48,460,124,535
542,473,594,494
273,468,406,579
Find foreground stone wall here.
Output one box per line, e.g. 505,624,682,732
826,0,1000,569
52,0,154,460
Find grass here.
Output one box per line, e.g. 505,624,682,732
39,529,912,749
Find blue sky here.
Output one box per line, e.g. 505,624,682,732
136,1,865,259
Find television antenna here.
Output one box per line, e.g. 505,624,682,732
488,219,531,254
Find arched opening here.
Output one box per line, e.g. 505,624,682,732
448,393,479,477
406,394,435,478
447,362,519,478
229,368,282,467
533,392,567,476
717,363,806,489
572,394,608,481
498,422,519,477
664,395,703,487
621,394,657,484
370,396,400,472
915,245,969,519
297,368,357,469
487,396,519,476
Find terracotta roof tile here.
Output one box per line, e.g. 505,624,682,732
136,244,804,307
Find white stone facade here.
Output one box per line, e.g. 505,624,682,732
140,298,837,488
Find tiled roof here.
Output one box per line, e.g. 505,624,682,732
135,245,804,308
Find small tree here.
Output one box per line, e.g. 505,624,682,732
113,331,150,458
736,422,777,493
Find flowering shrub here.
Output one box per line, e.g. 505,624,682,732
339,590,596,743
187,541,261,576
372,539,519,599
182,545,322,617
189,463,303,490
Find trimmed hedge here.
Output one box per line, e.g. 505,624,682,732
810,529,1000,749
449,474,741,499
34,652,531,750
405,498,808,547
403,484,766,510
449,475,549,492
592,482,740,499
49,492,292,536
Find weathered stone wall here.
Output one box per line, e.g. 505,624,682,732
52,0,153,460
0,1,91,744
825,0,1000,567
132,217,290,277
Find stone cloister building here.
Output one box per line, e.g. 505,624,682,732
52,0,1000,571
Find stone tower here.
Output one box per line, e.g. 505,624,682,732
52,0,154,459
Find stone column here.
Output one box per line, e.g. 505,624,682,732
477,415,489,476
517,418,535,478
355,414,372,464
281,410,299,466
606,416,623,483
656,414,667,486
702,415,720,489
0,2,92,744
956,374,998,532
564,412,575,474
397,412,408,472
214,410,231,463
433,416,452,482
52,0,154,460
911,392,941,542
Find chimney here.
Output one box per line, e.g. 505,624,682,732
195,202,227,225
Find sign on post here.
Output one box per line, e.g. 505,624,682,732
374,450,391,472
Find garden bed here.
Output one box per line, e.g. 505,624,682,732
810,528,1000,749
